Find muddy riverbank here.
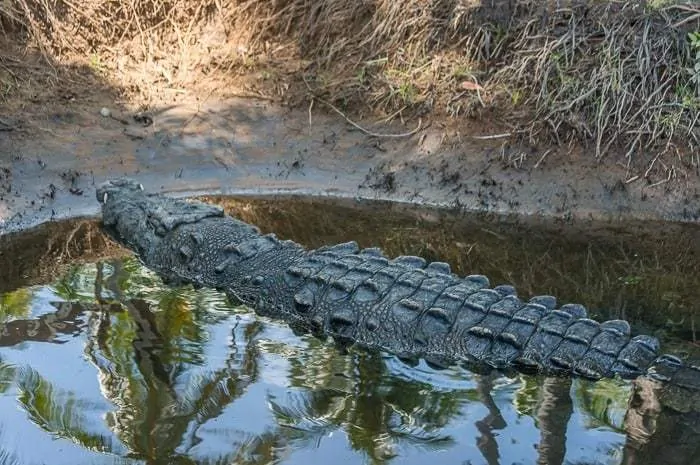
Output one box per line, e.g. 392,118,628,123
1,97,699,235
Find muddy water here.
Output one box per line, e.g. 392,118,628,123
0,197,699,465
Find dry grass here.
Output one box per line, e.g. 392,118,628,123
1,0,699,170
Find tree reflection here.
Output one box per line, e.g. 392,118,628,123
17,367,120,452
80,259,267,463
0,257,698,465
474,374,507,465
535,378,572,465
0,362,15,395
0,433,22,465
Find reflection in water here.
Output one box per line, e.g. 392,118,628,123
0,258,698,464
474,374,507,465
85,259,264,464
0,220,123,293
0,301,118,347
622,380,700,465
535,378,572,465
0,197,699,464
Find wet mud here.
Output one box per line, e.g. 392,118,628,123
1,98,699,235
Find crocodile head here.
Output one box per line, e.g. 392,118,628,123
96,178,144,205
97,178,224,257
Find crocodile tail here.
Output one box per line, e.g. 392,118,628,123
514,320,700,390
646,355,700,391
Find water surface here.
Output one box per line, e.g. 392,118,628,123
1,197,699,465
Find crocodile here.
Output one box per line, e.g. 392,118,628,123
96,179,700,391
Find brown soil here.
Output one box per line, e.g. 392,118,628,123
0,1,699,233
1,91,699,235
3,2,700,157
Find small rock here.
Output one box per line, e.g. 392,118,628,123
134,113,153,127
100,107,111,117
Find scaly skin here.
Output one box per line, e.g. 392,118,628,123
97,179,700,390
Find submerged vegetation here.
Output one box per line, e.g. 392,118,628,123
1,1,699,168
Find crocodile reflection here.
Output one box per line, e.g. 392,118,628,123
622,379,700,465
1,258,698,464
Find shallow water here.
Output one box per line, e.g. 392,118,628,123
0,197,699,465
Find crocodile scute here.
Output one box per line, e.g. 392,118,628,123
96,179,700,391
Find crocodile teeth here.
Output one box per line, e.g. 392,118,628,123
102,192,109,203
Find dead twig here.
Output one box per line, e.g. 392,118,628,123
534,149,553,169
314,94,424,138
472,132,512,140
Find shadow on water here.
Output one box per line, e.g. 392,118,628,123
0,197,699,465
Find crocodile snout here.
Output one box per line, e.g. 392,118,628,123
96,178,144,204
